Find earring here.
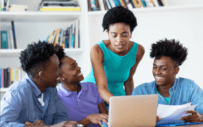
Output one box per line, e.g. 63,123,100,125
62,78,65,80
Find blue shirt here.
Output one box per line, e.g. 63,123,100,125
57,82,103,127
0,75,69,127
132,78,203,114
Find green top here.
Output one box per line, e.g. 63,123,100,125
83,41,139,96
156,89,170,104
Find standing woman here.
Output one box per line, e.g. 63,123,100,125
83,6,145,106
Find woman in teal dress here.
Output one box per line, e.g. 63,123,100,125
83,6,145,107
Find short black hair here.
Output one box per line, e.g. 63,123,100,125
54,44,66,61
150,38,188,66
20,41,55,78
102,6,137,32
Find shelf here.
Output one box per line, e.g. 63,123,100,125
0,12,82,22
0,48,84,57
0,88,9,92
88,4,203,16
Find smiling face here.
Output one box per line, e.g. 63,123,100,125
43,54,60,87
60,56,84,84
107,22,132,54
152,56,179,87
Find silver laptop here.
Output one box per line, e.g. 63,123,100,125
108,94,158,127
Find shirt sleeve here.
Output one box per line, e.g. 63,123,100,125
53,88,70,124
0,90,25,127
190,80,203,114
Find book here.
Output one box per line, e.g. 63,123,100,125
106,0,111,9
98,0,105,11
1,0,4,11
1,68,4,88
157,0,163,6
95,0,101,10
11,21,17,49
9,29,14,49
40,6,80,11
9,4,28,11
132,0,139,8
102,0,108,10
90,0,96,11
109,0,115,8
74,18,79,48
0,68,1,88
153,0,159,7
88,0,92,11
1,30,8,49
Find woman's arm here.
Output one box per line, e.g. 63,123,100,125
98,102,108,114
90,45,113,104
124,44,145,95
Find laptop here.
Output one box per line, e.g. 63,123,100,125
108,94,158,127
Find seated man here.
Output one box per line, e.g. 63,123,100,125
54,45,108,127
0,41,77,127
132,39,203,122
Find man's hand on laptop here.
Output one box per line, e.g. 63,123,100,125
25,119,46,126
87,114,108,126
156,116,161,122
180,110,202,122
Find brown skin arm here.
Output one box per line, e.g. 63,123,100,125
124,44,145,95
181,110,203,122
98,102,108,114
25,120,78,127
90,45,113,104
78,102,108,127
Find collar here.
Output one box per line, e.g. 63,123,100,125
58,82,87,97
153,78,178,94
25,74,41,98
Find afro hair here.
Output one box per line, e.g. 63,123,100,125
54,44,66,61
150,38,188,66
102,6,137,32
19,41,55,78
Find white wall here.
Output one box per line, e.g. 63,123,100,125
86,6,203,88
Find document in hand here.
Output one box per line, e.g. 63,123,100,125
156,102,197,124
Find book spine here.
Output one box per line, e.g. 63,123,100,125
0,68,1,88
1,30,8,49
1,69,4,88
11,21,17,49
88,0,92,11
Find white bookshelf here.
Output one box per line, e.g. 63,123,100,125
0,88,9,92
0,12,82,22
0,48,84,57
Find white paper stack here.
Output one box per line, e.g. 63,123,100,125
157,102,197,124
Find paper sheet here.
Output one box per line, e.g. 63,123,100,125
157,102,197,124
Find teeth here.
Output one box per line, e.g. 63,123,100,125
77,73,82,76
155,77,163,79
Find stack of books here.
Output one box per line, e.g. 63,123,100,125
0,68,25,88
1,0,27,11
39,0,81,11
46,18,80,48
8,5,27,11
88,0,168,11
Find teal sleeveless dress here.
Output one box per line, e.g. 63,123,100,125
83,40,139,96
